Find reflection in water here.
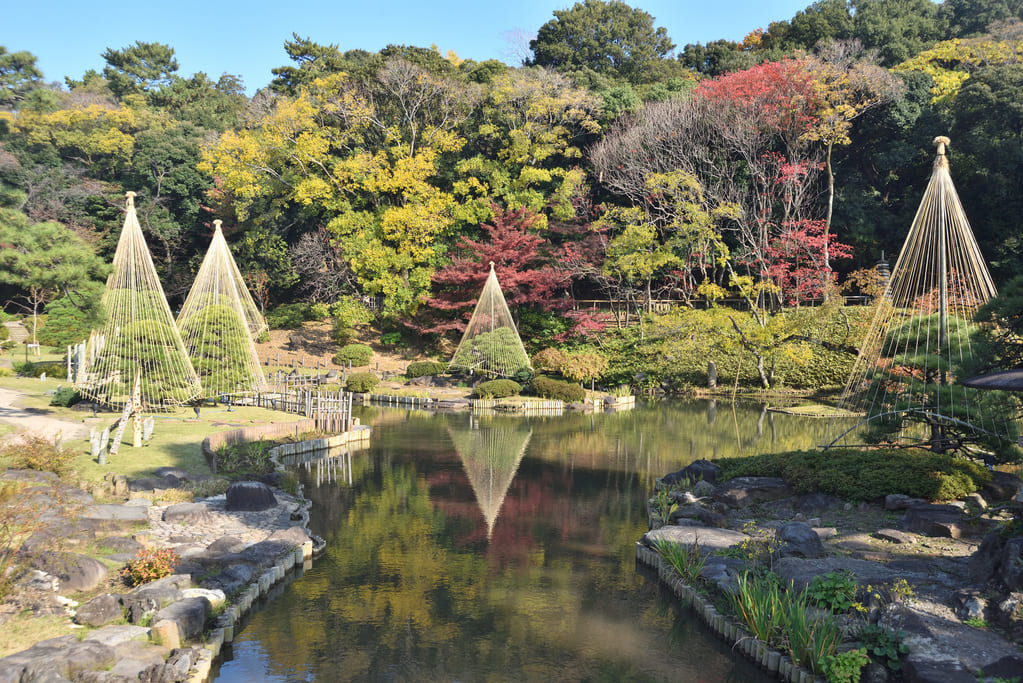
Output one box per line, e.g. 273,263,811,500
448,415,531,539
305,449,354,486
213,399,846,682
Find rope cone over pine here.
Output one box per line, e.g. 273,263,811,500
448,261,532,379
828,137,1019,453
176,220,268,398
75,192,202,410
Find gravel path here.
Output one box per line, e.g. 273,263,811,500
0,386,90,445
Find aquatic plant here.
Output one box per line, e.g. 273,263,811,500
652,536,706,584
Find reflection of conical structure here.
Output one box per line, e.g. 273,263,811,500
448,418,531,539
76,193,201,410
831,137,1016,451
448,262,531,378
177,220,268,397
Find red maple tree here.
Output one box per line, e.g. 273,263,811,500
416,204,569,335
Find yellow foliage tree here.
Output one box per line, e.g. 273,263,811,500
894,36,1023,103
200,64,476,314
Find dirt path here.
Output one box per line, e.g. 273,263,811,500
0,386,90,445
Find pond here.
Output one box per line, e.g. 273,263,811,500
213,399,846,682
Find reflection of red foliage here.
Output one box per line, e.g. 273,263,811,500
428,463,582,568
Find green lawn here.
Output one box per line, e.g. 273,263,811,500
0,375,306,483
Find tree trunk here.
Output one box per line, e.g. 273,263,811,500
824,140,835,274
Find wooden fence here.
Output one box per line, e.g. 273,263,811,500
252,386,355,434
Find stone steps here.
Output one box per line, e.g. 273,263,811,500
3,321,29,344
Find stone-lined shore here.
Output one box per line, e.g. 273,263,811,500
0,421,372,683
0,466,321,683
638,460,1023,682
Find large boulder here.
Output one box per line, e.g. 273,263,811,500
9,637,118,682
225,481,277,511
75,594,124,627
30,551,109,592
153,597,210,640
123,585,184,625
982,471,1023,503
712,477,792,508
902,504,987,539
162,503,212,525
777,521,825,558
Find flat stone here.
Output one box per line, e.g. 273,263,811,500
982,655,1023,679
875,528,916,544
902,654,975,682
902,504,970,538
75,594,123,627
84,625,151,647
181,588,225,609
797,493,843,513
108,640,170,679
712,476,792,508
885,493,927,510
643,525,748,552
80,504,148,522
774,556,899,591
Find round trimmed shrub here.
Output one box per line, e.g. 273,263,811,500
344,372,380,393
473,379,521,399
532,376,585,402
406,361,447,378
50,387,82,407
334,343,373,367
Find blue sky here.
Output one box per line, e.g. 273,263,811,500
7,0,815,94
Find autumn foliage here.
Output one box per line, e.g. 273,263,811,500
417,204,569,335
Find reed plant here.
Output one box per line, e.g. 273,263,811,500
650,489,678,527
725,571,785,644
652,536,706,584
781,588,844,674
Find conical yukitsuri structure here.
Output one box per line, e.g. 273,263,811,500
448,262,532,378
177,220,268,398
830,137,1018,454
76,193,201,410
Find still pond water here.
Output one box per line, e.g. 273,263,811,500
213,399,841,682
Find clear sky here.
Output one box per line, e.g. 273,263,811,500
7,0,815,94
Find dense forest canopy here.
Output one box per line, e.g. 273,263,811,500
2,0,1023,347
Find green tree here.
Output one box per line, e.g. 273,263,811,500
101,41,180,99
946,63,1023,280
529,0,676,85
178,303,257,395
941,0,1023,38
269,34,349,96
760,0,854,52
677,40,757,77
0,209,109,345
454,67,600,222
0,47,43,110
851,0,947,66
